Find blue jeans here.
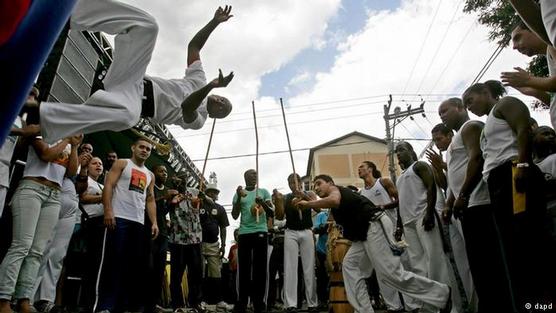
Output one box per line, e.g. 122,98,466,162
0,179,61,300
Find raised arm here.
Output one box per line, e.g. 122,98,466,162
231,185,243,220
30,138,70,163
501,66,556,93
296,187,341,210
66,135,83,178
187,5,233,66
181,69,234,123
272,189,285,220
426,149,448,191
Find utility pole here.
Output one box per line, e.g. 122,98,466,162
383,95,425,183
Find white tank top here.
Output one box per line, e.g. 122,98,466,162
23,139,70,187
397,163,427,225
480,106,518,180
81,176,104,218
446,120,491,207
112,159,153,224
360,179,398,223
360,179,392,206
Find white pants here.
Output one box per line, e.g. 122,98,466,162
40,0,158,143
447,218,478,311
283,229,317,308
0,186,6,218
377,209,410,311
342,215,450,313
403,213,462,312
32,212,76,302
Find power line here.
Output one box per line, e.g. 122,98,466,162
427,21,477,94
216,99,387,125
471,42,505,85
414,0,465,94
401,0,443,96
229,94,388,116
189,137,432,162
225,93,462,119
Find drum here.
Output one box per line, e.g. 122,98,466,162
327,224,352,272
329,271,354,313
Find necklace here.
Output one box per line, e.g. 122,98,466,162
155,184,165,191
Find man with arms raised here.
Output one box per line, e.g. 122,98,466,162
38,4,234,143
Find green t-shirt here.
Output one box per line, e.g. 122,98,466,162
232,188,272,235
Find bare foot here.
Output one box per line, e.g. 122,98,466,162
0,300,13,313
16,299,31,313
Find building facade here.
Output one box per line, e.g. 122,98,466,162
305,131,399,189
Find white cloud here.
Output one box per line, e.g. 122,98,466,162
287,71,312,86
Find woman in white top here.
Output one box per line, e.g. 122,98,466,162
0,135,80,313
463,80,556,306
77,157,106,310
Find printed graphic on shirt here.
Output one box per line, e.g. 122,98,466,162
129,168,147,193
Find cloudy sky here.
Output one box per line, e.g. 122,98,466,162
120,0,550,242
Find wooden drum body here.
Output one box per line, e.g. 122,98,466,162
327,224,354,313
329,271,354,313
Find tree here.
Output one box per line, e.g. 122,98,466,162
464,0,548,108
463,0,518,46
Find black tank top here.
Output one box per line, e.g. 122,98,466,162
331,186,379,242
285,192,313,230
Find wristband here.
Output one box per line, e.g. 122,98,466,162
516,162,530,168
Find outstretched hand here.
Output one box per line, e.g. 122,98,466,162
210,69,234,88
500,67,531,88
213,5,233,24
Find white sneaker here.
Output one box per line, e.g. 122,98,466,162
216,302,233,312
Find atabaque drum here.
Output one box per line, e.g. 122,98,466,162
329,271,354,313
327,224,351,272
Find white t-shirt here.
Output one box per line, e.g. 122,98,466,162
112,159,153,224
360,179,398,223
148,60,208,130
0,117,22,187
23,138,70,187
81,176,104,218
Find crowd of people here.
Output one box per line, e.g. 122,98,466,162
3,1,556,313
